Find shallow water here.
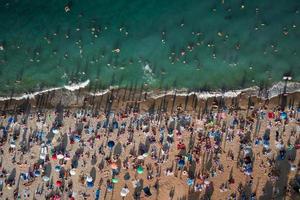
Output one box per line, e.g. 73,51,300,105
0,0,299,96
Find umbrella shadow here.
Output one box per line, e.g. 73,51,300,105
113,142,122,156
44,163,52,177
8,168,16,182
259,180,273,200
133,179,144,200
90,167,96,182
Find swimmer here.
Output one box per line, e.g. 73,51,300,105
112,48,120,53
0,44,4,51
65,5,71,13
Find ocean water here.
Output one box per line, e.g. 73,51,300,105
0,0,299,96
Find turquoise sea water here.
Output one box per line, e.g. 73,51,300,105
0,0,299,96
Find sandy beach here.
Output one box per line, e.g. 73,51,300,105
0,90,299,200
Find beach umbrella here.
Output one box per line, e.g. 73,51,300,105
120,187,129,197
74,135,81,142
268,112,275,119
86,176,93,183
187,178,194,186
21,173,28,181
64,155,71,161
87,181,94,188
137,166,144,174
70,169,76,176
57,154,64,160
124,172,131,180
10,141,16,148
112,178,119,183
34,170,41,177
178,159,185,168
8,117,14,123
43,176,50,182
52,129,59,134
52,154,57,160
108,140,115,149
143,153,149,158
56,180,62,187
111,163,118,169
280,112,287,119
107,185,113,192
53,196,61,200
40,153,46,160
55,165,61,172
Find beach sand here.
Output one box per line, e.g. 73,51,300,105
0,90,299,200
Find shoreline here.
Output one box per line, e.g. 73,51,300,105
0,81,299,112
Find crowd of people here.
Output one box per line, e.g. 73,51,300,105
0,101,299,199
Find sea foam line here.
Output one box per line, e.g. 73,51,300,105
0,80,90,101
0,80,299,102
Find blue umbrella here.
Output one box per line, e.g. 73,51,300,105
55,165,61,172
108,141,115,149
21,173,28,181
107,185,113,192
187,178,194,186
8,117,14,123
280,112,287,119
103,120,109,128
34,170,41,177
87,181,94,188
113,121,118,129
74,135,81,142
178,159,185,168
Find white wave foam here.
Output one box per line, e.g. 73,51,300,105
64,79,90,91
143,64,155,84
147,82,300,100
0,87,61,101
0,80,299,103
0,80,90,101
90,89,110,96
